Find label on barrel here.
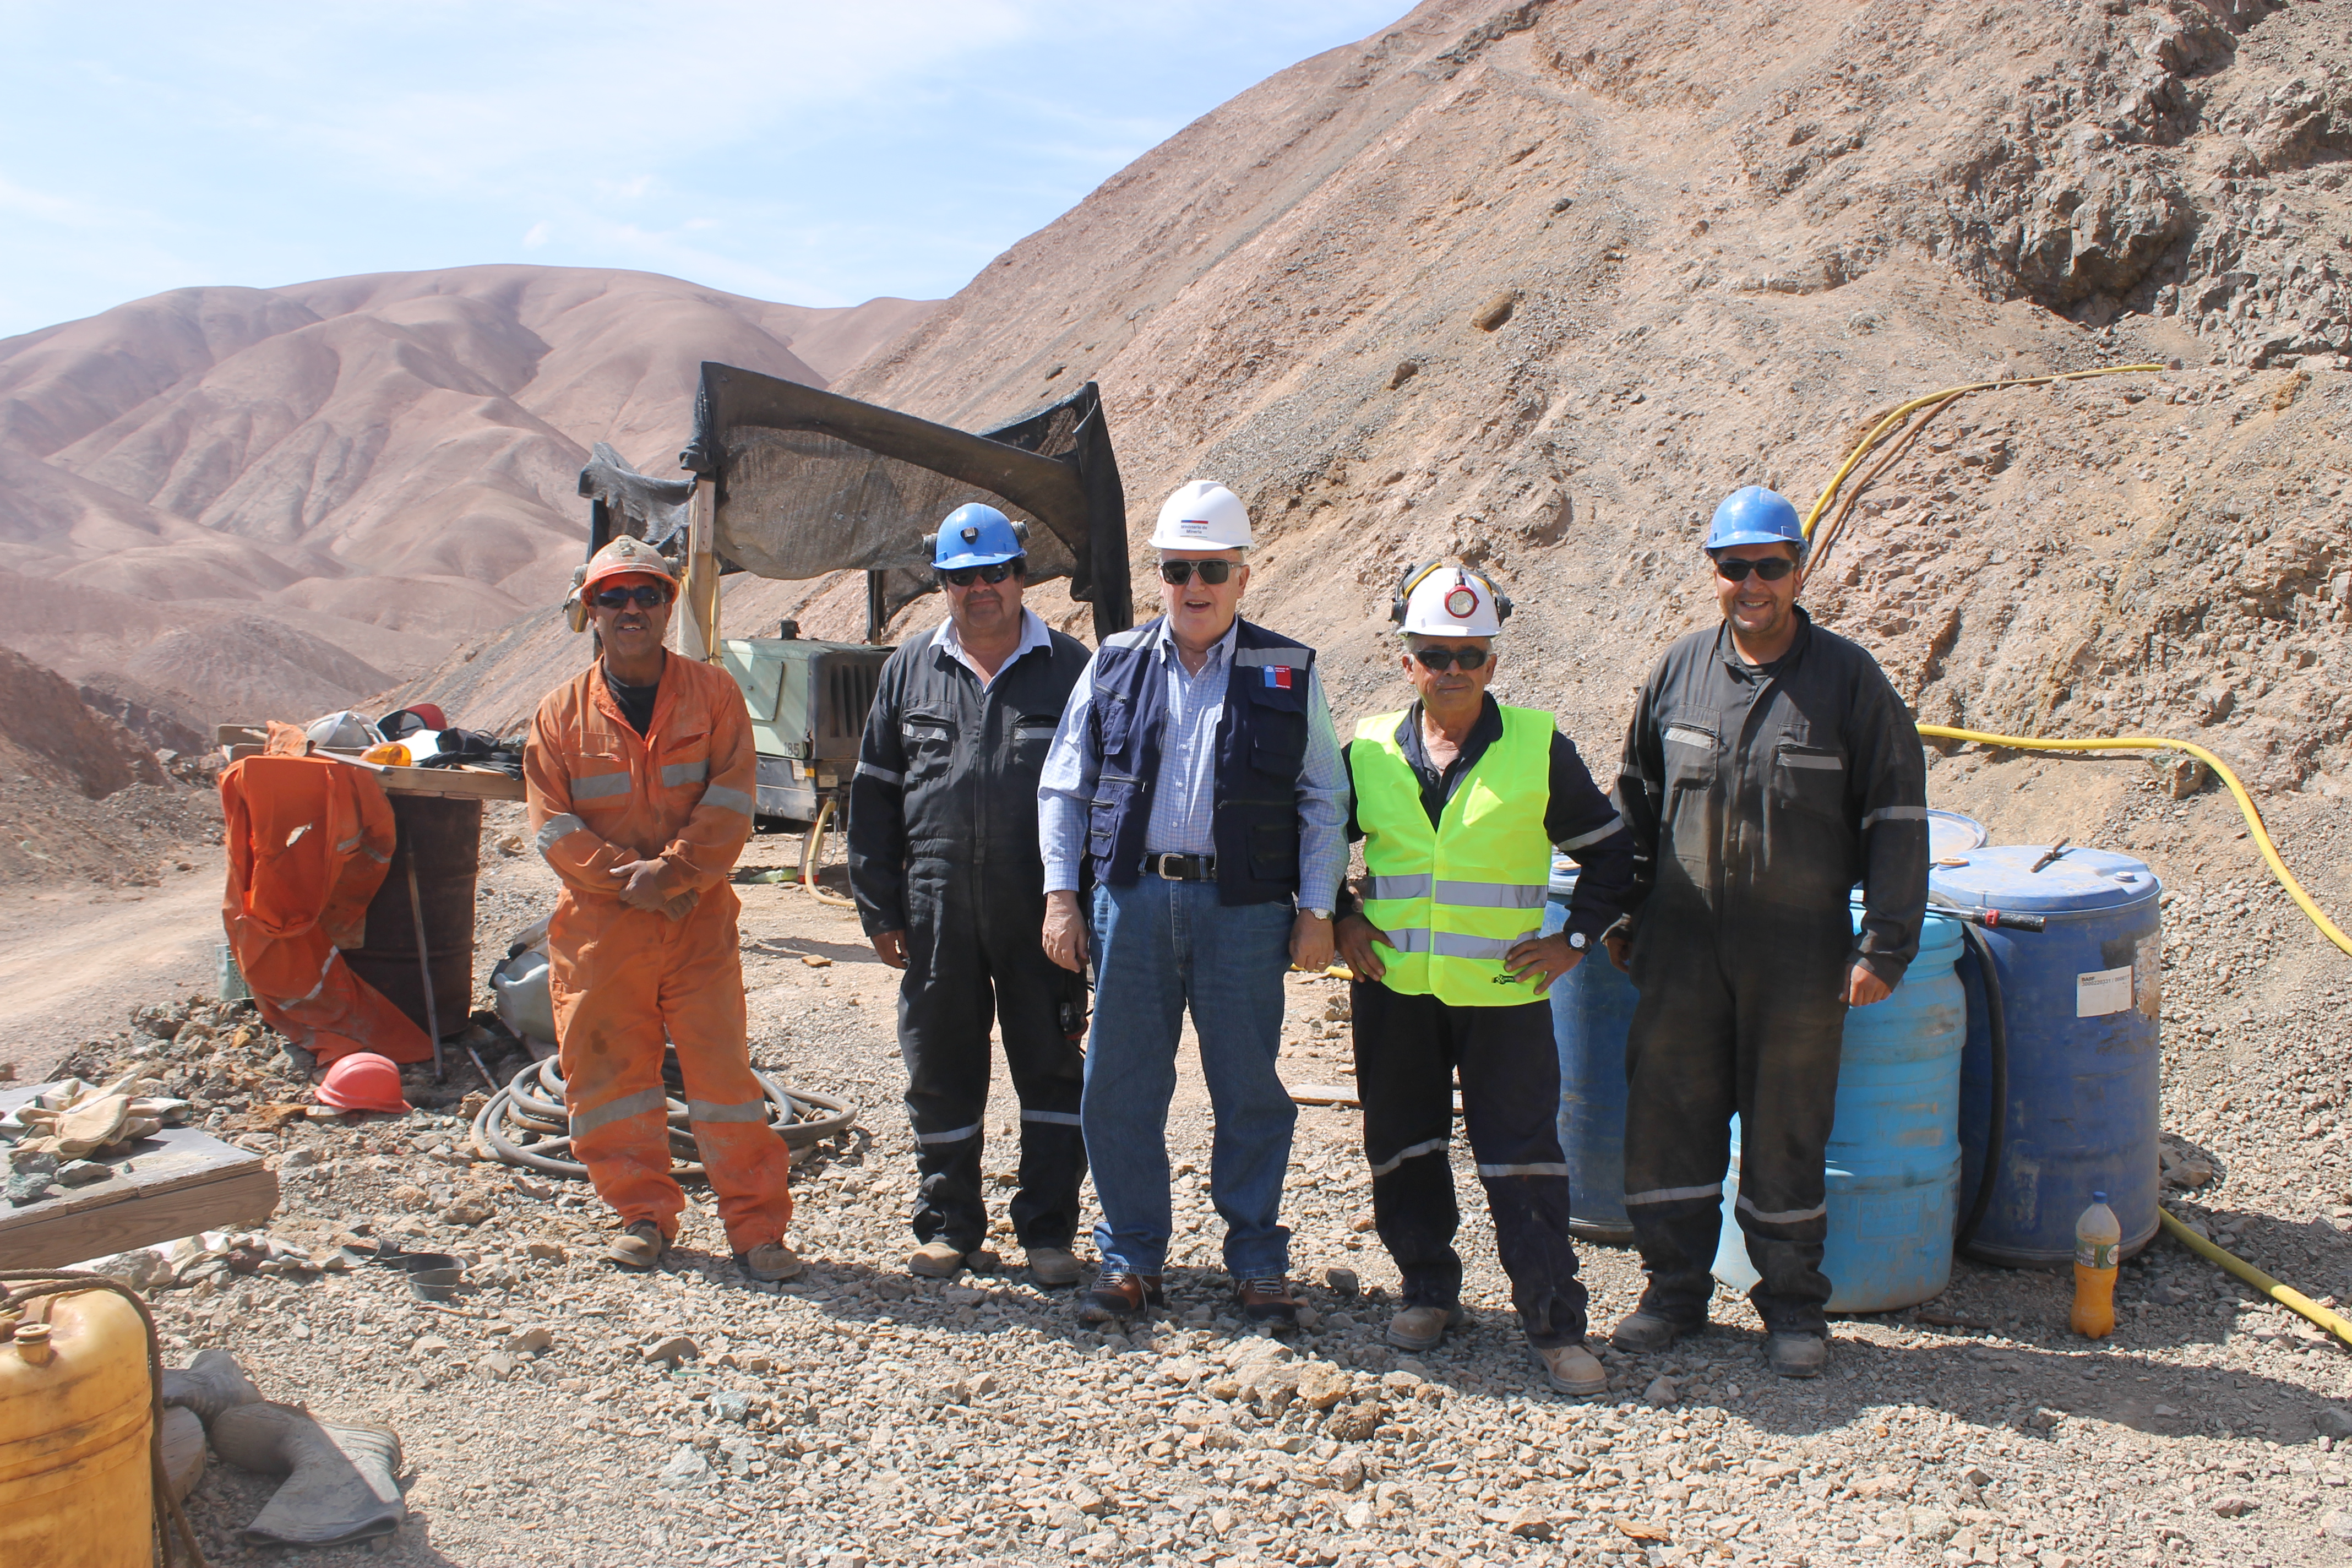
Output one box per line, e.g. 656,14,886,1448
2076,966,2132,1017
2077,1240,2119,1270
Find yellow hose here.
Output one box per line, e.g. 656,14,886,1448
2159,1207,2352,1350
1917,724,2352,957
800,797,856,909
1803,363,2165,540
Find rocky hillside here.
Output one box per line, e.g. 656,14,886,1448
0,268,932,733
824,0,2349,803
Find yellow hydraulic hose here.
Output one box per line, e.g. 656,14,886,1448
2159,1207,2352,1350
1913,726,2352,958
1802,363,2165,537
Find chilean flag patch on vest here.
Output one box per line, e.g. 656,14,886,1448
1262,665,1293,689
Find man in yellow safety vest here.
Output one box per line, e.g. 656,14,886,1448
1333,562,1637,1397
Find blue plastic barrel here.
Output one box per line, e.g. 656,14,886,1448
1927,809,1989,862
1712,903,1967,1312
1931,845,2162,1267
1539,859,1638,1244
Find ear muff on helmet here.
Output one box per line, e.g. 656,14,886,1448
564,565,590,634
1391,559,1515,627
1390,558,1447,625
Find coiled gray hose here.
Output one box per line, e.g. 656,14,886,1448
471,1058,857,1180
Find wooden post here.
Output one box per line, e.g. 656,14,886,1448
682,478,720,662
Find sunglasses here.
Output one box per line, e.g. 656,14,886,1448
1412,645,1489,672
1159,559,1237,586
1712,555,1798,582
939,562,1017,587
591,584,671,608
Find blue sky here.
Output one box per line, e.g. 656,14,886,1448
0,2,1411,338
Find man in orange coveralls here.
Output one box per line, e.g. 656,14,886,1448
525,534,800,1280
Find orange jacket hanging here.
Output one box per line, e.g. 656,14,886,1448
219,750,433,1064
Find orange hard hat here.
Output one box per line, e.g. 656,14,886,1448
316,1052,411,1115
579,535,678,595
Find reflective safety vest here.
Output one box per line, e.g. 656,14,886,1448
1354,705,1554,1006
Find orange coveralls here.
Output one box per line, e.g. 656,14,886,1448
220,750,433,1064
524,652,792,1253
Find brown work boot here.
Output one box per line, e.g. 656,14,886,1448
1025,1246,1084,1289
1532,1342,1610,1398
1077,1270,1163,1325
1236,1276,1302,1325
908,1241,970,1279
1385,1303,1464,1351
736,1239,804,1283
605,1220,666,1271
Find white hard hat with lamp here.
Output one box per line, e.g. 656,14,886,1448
1148,480,1253,551
1391,559,1512,638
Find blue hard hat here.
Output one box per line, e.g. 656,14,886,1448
928,503,1027,570
1703,486,1806,558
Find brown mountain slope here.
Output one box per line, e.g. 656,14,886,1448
0,268,935,732
819,0,2349,799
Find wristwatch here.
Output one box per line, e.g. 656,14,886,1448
1566,931,1590,951
1304,908,1332,921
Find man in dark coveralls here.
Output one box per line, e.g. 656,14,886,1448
849,503,1093,1287
1607,486,1928,1378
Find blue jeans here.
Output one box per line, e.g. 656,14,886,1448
1083,879,1297,1280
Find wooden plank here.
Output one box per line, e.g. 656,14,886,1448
215,748,524,801
0,1085,280,1268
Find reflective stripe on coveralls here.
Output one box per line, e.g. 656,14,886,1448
525,653,792,1252
1354,706,1554,1005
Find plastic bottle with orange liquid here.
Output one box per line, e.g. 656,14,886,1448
2071,1190,2121,1338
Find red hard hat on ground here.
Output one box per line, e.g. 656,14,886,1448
315,1052,411,1115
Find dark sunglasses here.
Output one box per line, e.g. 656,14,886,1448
938,561,1017,587
1412,645,1489,672
1159,559,1237,586
1712,554,1798,582
591,584,671,608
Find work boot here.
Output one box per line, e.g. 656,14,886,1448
161,1406,207,1505
1025,1246,1084,1289
736,1239,803,1283
1385,1303,1464,1352
909,1241,971,1279
1077,1270,1163,1325
210,1402,405,1547
1609,1309,1702,1354
1531,1342,1610,1398
1236,1277,1302,1326
161,1347,262,1423
606,1220,667,1271
1765,1331,1830,1379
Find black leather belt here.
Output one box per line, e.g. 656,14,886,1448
1143,852,1217,881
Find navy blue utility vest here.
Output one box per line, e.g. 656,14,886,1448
1084,617,1315,906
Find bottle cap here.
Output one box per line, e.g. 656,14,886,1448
2092,1190,2107,1202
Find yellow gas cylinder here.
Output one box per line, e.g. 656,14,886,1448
0,1286,155,1567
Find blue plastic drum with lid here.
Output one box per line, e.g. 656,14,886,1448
1932,844,2163,1267
1539,857,1638,1244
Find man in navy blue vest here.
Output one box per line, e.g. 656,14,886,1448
1039,481,1349,1327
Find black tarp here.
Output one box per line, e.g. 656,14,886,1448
652,366,1132,642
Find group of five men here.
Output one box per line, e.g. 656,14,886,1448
526,478,1926,1391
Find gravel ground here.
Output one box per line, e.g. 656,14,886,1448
34,801,2352,1568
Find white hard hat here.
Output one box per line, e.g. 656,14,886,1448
304,710,384,750
1396,562,1510,638
1149,481,1252,551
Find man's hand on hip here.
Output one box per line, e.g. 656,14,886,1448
872,930,908,970
1289,910,1333,974
1333,913,1390,983
1845,962,1894,1006
1603,930,1633,974
1504,932,1583,995
1042,890,1086,973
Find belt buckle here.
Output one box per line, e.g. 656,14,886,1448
1157,854,1183,880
